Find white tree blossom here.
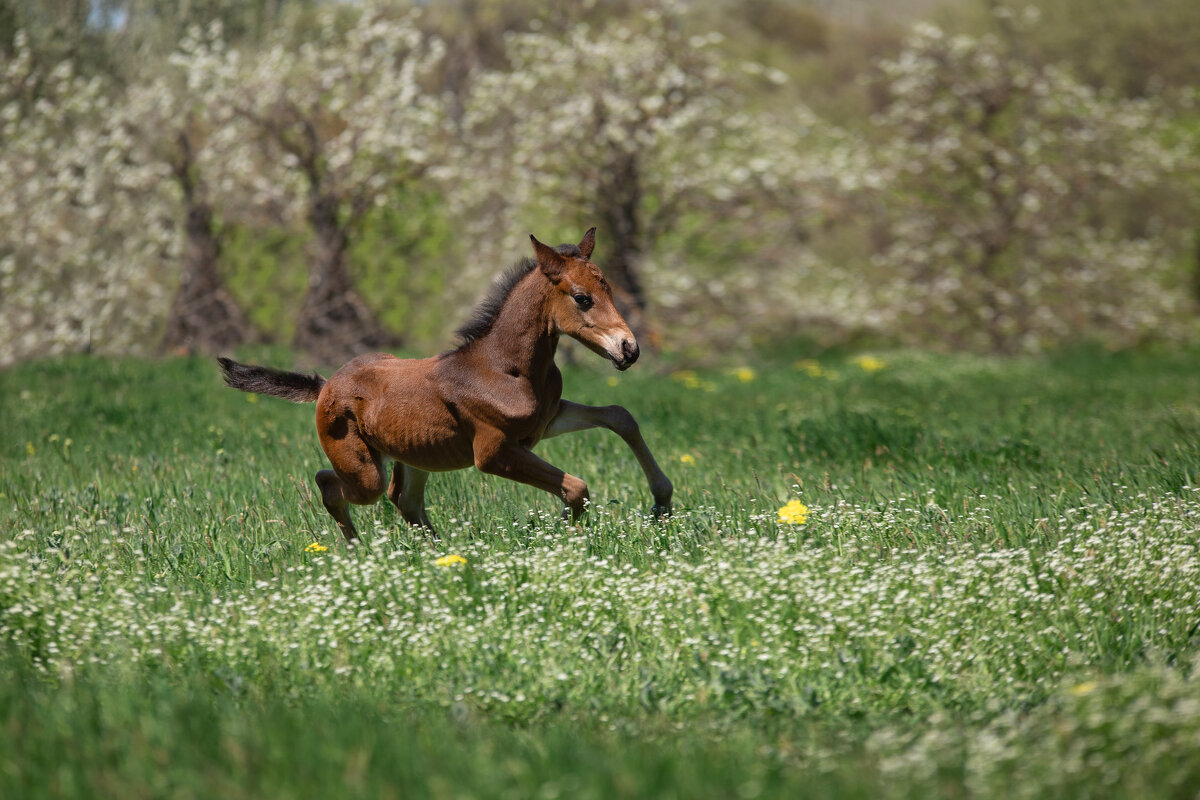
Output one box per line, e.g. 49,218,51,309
114,22,261,353
0,34,177,366
863,17,1194,352
174,3,449,361
454,3,866,347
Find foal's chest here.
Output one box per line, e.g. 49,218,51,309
518,364,564,447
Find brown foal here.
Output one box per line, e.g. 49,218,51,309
218,228,673,542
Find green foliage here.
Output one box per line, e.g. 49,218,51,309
351,187,460,346
2,348,1200,795
218,187,461,348
222,224,307,342
738,0,830,52
994,0,1200,97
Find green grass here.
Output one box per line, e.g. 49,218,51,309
3,347,1200,797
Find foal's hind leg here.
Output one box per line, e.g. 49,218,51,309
543,400,674,516
316,470,361,543
387,463,437,536
315,429,387,544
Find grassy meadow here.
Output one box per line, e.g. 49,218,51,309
2,347,1200,797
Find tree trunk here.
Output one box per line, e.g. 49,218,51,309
599,153,653,341
292,193,397,365
161,185,254,355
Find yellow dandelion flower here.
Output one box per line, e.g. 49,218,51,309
777,499,809,526
25,442,35,456
435,554,467,567
731,367,756,383
1068,681,1098,697
606,376,619,387
852,355,886,372
679,453,696,465
304,542,328,554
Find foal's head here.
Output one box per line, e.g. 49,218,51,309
531,228,639,370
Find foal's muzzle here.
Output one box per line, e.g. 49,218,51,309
614,339,640,371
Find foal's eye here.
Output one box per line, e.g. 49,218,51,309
573,293,593,310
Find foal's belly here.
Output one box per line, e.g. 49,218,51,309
369,413,476,473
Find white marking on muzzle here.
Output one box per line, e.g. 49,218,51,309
599,332,634,363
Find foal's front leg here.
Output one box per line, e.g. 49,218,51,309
542,400,673,516
473,436,590,521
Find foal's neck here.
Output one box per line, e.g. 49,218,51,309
478,270,559,379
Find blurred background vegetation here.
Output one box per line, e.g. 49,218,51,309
1,0,1197,366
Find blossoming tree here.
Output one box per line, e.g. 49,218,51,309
118,24,258,354
178,4,448,363
0,33,176,366
456,4,851,340
866,17,1191,351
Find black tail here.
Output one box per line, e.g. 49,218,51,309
217,357,326,403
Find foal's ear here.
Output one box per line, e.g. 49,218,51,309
578,227,597,260
530,234,566,281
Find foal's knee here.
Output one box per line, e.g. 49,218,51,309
604,405,640,440
316,467,383,506
316,469,345,508
563,475,590,520
347,476,385,505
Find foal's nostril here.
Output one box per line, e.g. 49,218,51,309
622,340,640,365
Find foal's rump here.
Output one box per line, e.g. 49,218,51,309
318,354,477,473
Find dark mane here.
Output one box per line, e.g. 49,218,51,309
447,243,584,353
447,258,539,351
